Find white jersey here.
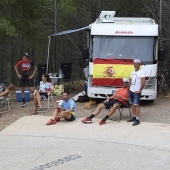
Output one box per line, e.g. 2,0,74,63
130,69,145,92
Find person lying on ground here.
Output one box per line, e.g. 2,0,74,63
81,78,130,125
46,91,76,125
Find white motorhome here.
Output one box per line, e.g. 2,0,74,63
83,11,159,102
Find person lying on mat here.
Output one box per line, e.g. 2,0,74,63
46,91,76,125
81,78,130,125
32,73,54,115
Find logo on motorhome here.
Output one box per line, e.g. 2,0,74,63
115,31,133,34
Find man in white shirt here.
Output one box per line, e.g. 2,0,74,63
127,59,145,126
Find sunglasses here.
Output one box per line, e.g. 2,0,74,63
123,82,128,84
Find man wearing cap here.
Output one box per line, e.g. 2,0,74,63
81,78,130,125
127,59,145,126
14,52,37,107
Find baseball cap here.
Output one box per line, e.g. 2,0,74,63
134,59,141,64
23,52,29,57
123,78,129,83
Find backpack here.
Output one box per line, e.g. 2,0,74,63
76,95,89,103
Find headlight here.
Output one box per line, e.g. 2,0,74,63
144,77,156,89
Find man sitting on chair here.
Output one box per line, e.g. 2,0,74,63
0,82,15,100
32,73,54,115
81,78,130,125
46,91,76,125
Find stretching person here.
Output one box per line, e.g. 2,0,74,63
82,78,130,125
32,74,54,115
14,52,37,107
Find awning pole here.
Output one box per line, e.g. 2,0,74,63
46,36,51,73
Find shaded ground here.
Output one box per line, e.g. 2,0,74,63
0,87,170,131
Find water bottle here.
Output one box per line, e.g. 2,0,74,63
59,69,62,77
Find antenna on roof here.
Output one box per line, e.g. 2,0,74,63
99,11,116,19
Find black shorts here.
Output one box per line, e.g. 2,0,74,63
20,76,34,87
65,114,75,121
103,99,124,110
40,92,48,99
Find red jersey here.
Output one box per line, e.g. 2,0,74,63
15,59,35,76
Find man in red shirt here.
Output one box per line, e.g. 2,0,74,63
14,52,37,107
81,78,130,125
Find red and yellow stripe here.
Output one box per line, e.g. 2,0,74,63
93,58,136,86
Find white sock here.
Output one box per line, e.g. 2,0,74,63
136,117,139,120
132,113,136,117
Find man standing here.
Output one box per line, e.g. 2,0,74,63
46,91,76,125
127,59,145,126
81,78,130,125
14,52,37,107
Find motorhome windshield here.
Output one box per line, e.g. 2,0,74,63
92,36,155,64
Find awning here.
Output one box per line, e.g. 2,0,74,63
50,26,89,37
46,25,90,73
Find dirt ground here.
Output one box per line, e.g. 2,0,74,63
0,84,170,131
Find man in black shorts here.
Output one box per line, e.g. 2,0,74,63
14,52,37,107
82,78,130,125
46,91,76,125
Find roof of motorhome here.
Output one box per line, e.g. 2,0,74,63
95,17,157,25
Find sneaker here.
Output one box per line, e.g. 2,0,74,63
81,118,92,123
21,103,26,107
99,119,106,125
132,120,140,126
127,117,136,122
32,112,38,115
55,117,60,122
46,119,56,125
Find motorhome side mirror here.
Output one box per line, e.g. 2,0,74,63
82,45,89,59
158,47,165,61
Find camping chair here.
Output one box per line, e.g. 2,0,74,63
109,102,132,122
37,92,55,112
0,94,11,113
33,81,55,113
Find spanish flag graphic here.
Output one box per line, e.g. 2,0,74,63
93,58,135,86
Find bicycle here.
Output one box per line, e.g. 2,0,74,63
157,70,169,96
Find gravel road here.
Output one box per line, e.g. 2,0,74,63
0,90,170,131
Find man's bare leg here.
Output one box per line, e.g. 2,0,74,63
0,90,9,98
92,103,106,116
35,91,42,109
99,103,120,125
81,103,106,123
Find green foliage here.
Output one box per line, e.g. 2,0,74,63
0,0,169,83
0,17,18,37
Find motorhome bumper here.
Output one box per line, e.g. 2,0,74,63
88,93,157,100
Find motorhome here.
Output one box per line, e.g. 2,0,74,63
83,11,159,102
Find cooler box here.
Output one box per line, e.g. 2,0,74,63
16,91,30,102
